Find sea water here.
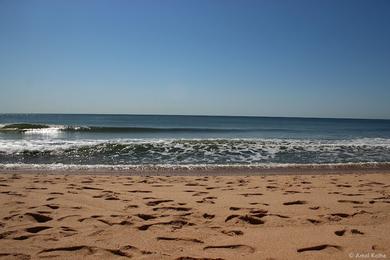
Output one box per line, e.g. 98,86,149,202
1,114,390,170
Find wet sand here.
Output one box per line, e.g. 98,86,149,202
0,171,389,259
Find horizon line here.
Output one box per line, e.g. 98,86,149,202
0,112,389,121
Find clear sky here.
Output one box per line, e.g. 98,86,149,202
0,0,389,119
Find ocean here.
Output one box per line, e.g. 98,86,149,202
1,114,390,171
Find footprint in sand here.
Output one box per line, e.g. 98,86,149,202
13,234,34,240
175,257,224,260
203,213,215,219
157,236,204,243
283,200,307,205
124,204,139,210
196,197,216,204
307,218,322,224
153,206,192,212
0,230,16,239
240,193,263,197
44,204,60,210
334,229,346,236
328,210,370,221
221,230,244,236
192,191,209,197
25,212,53,223
283,190,302,194
128,190,152,193
225,214,265,225
38,245,151,258
338,200,364,204
138,220,194,231
0,253,31,259
184,183,203,187
58,214,81,221
136,213,157,221
334,228,364,236
297,244,342,253
203,244,255,254
146,199,173,206
341,193,364,197
351,229,364,235
81,186,103,191
25,226,52,233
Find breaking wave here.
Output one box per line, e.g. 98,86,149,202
0,123,304,134
1,138,390,165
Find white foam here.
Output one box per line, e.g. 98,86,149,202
1,137,390,165
1,137,390,152
24,127,63,136
0,139,102,154
0,162,389,171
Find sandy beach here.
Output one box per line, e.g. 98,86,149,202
0,171,389,260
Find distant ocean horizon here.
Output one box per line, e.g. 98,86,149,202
1,113,390,171
2,112,390,120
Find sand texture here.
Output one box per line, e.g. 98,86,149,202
0,172,389,259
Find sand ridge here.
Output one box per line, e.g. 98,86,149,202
0,172,389,259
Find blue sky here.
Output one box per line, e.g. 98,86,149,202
0,0,389,119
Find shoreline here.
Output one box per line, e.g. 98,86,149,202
1,163,390,176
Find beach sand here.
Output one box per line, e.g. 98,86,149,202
0,171,389,259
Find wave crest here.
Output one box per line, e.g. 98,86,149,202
1,138,390,165
0,123,303,134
